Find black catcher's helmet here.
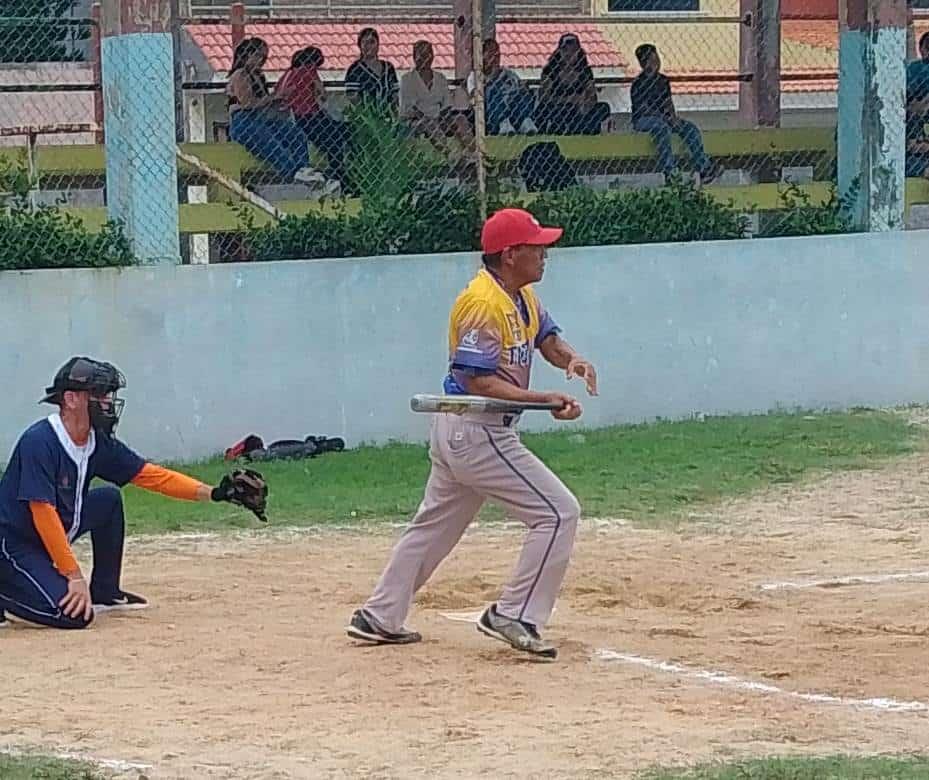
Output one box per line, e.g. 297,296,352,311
40,357,127,436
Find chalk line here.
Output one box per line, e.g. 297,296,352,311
596,650,929,713
1,746,152,772
54,750,153,772
759,570,929,592
438,605,558,624
439,610,485,623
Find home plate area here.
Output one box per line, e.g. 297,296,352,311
4,457,929,778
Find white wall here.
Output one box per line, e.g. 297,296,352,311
3,230,929,463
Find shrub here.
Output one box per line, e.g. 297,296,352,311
0,158,135,271
523,179,750,246
757,182,857,237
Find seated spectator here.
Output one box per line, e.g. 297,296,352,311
535,33,610,136
345,28,399,113
225,37,326,187
276,46,349,191
400,40,474,153
467,38,537,135
905,33,929,180
631,43,723,183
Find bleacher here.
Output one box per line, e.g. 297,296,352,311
8,127,929,239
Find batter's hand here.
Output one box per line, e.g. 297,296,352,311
566,357,598,396
60,576,92,621
545,392,583,421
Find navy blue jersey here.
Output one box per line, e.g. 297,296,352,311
0,415,145,547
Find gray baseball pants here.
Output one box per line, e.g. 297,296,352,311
362,411,581,632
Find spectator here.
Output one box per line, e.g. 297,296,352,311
225,37,326,187
345,28,399,112
277,46,349,191
400,40,474,152
905,33,929,180
466,38,537,135
630,43,723,183
535,33,610,136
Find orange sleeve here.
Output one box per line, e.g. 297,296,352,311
130,463,206,502
30,501,80,577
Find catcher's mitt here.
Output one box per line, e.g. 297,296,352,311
212,468,268,522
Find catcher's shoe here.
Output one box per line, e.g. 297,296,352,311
477,603,557,660
0,609,7,628
346,609,421,645
92,590,149,613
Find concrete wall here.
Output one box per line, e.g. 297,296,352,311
4,230,929,463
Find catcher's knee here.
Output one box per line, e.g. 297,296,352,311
60,610,95,630
8,608,94,630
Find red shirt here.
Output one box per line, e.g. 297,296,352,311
278,66,321,117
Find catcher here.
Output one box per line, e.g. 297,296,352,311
0,356,268,630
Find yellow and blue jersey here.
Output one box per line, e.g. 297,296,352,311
444,267,560,394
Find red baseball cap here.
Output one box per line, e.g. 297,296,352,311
480,208,564,254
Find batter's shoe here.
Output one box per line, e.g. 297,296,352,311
0,609,7,628
346,609,421,645
92,590,149,613
477,603,557,660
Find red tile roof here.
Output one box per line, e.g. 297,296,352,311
782,19,838,50
185,22,625,73
782,18,929,51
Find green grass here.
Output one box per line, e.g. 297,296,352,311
0,754,108,780
638,754,929,779
113,408,923,536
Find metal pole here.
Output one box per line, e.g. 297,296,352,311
454,0,472,84
91,3,104,143
170,0,185,142
471,0,487,223
757,0,781,127
738,0,757,125
27,130,38,214
231,2,246,51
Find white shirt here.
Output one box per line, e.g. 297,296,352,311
47,413,95,542
400,69,451,119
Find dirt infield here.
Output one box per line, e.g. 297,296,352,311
4,453,929,779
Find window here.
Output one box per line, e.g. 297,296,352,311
608,0,699,11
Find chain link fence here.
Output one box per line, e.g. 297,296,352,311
0,1,901,269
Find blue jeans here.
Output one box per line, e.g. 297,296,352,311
230,109,309,181
485,83,536,135
0,486,127,629
634,116,710,175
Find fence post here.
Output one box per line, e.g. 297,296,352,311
231,2,246,52
472,0,487,223
837,0,907,231
739,0,781,127
454,0,495,83
454,0,473,84
757,0,781,127
99,0,181,264
91,3,104,144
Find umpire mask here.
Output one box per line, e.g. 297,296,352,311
41,356,127,437
88,390,126,437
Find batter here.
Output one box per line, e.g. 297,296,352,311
347,208,598,659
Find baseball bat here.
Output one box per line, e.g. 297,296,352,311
410,394,563,414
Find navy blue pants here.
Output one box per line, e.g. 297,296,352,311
0,486,126,629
